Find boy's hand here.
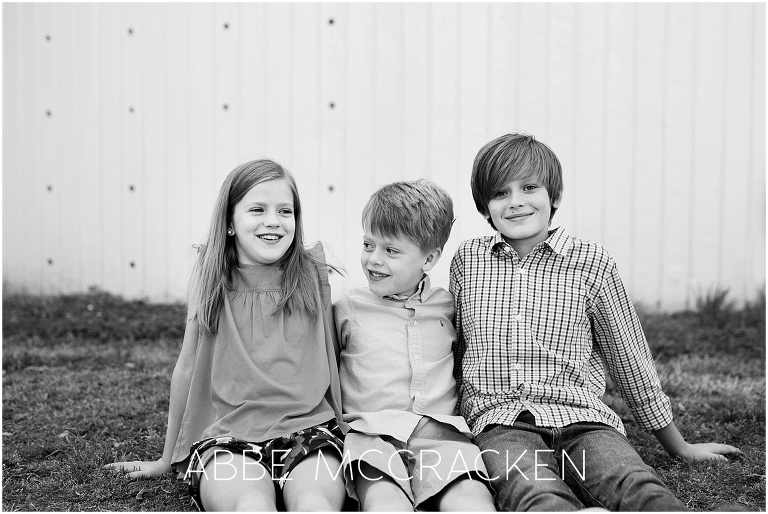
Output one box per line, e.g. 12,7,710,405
104,457,172,478
677,442,742,462
653,422,742,462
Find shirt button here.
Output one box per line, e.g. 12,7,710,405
413,354,420,361
515,314,523,322
413,321,419,326
519,268,527,276
514,363,523,371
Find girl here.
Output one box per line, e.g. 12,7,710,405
106,160,348,511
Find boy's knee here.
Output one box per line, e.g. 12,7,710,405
437,477,496,511
493,476,583,512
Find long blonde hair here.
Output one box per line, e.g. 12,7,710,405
189,159,321,334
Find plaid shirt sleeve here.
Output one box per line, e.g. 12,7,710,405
590,258,673,432
448,248,466,411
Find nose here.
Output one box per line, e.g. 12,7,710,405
368,247,384,265
507,189,525,208
263,210,281,228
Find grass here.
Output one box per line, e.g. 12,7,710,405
2,290,766,511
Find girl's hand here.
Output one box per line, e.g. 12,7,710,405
677,442,742,462
104,457,172,478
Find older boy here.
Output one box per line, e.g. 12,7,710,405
334,180,496,511
450,133,740,511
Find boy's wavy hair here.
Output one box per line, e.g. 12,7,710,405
189,159,321,334
362,179,454,252
471,133,564,229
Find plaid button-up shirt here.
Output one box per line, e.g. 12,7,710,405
449,227,672,437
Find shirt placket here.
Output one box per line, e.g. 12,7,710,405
406,299,428,413
508,248,527,377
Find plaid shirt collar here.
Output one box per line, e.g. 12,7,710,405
488,226,572,258
383,274,432,303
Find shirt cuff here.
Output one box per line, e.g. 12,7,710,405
629,393,674,432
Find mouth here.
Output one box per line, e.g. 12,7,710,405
256,233,283,242
367,269,390,280
505,212,533,222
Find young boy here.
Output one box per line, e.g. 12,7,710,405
334,180,496,512
450,133,741,511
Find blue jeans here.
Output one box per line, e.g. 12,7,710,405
474,413,687,511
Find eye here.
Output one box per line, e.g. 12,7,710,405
249,207,264,213
523,184,539,192
493,190,508,198
279,208,293,216
386,247,400,255
362,241,373,251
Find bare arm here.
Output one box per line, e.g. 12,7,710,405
105,318,201,478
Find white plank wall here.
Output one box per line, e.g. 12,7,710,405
2,2,765,311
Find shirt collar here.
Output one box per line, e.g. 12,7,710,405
489,226,572,257
544,226,572,256
383,274,432,304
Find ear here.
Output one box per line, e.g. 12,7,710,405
551,195,562,209
421,248,443,273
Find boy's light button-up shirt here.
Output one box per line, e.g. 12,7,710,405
335,275,472,442
450,227,673,437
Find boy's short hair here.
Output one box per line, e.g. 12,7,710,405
362,179,454,252
471,133,564,229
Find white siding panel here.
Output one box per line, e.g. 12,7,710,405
238,4,265,163
55,5,82,294
660,4,696,309
402,3,430,179
488,3,518,137
689,4,727,301
214,4,245,180
430,3,463,281
120,3,145,298
373,4,403,186
749,4,767,297
96,5,124,295
163,4,193,299
37,3,62,294
2,3,763,309
22,5,45,294
141,4,169,300
292,4,323,246
265,3,293,165
319,3,347,252
720,4,756,302
187,4,217,245
456,2,490,261
3,5,24,289
602,4,635,289
547,3,577,234
429,4,460,202
572,4,607,243
632,3,666,309
76,3,103,293
343,3,376,278
516,3,548,138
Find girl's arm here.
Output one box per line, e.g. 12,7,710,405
653,421,741,462
105,318,201,478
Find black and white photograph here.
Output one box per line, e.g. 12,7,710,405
2,2,765,511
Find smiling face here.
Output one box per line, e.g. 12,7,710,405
229,178,296,266
488,177,561,257
360,228,441,298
